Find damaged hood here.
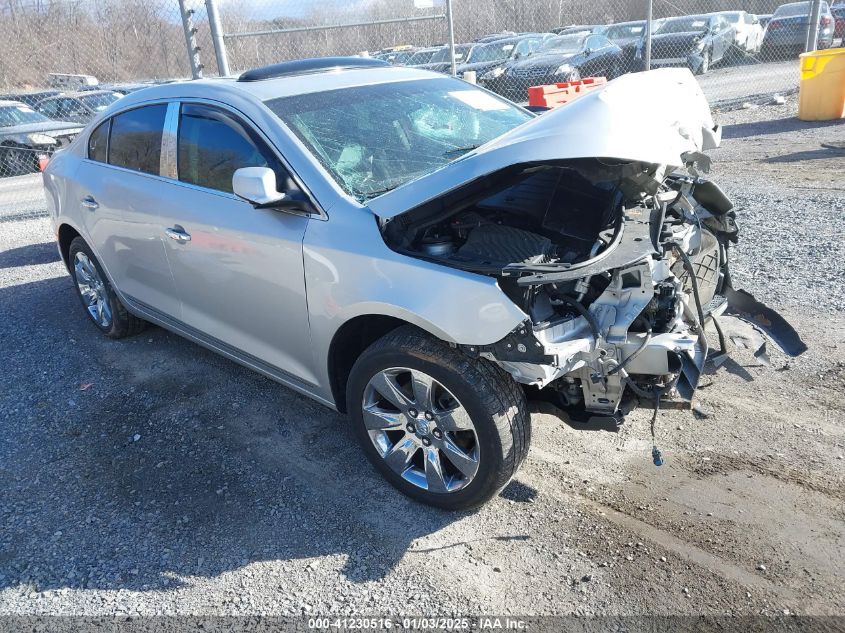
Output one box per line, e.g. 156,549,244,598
369,68,720,219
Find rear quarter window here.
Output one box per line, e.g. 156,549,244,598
88,120,110,162
108,104,167,175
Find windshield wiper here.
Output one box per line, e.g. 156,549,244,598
361,185,399,200
442,144,482,158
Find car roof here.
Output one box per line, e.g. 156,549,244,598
103,65,447,111
0,99,27,107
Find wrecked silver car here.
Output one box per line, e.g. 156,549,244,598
46,59,804,510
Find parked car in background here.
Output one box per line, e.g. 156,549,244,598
552,24,603,36
47,73,98,90
717,11,764,54
474,31,518,43
831,4,845,39
762,1,835,56
35,90,123,124
498,33,623,102
460,34,552,92
406,47,442,66
376,48,416,65
645,14,734,74
603,20,649,70
0,100,82,175
0,90,60,108
415,43,479,72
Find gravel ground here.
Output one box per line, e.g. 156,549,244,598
0,96,843,619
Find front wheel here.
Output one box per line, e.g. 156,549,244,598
696,49,711,75
0,145,37,177
347,326,531,510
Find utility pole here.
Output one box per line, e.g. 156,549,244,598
806,0,822,52
445,0,457,76
178,0,203,79
206,0,230,77
644,0,653,71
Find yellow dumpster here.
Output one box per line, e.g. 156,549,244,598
798,48,845,121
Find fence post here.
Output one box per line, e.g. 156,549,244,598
445,0,457,76
806,0,822,52
206,0,231,77
178,0,203,79
644,0,653,71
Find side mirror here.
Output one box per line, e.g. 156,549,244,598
232,166,315,214
233,167,285,205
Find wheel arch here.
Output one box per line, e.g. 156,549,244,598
57,222,82,271
327,314,417,414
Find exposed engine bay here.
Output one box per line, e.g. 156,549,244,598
382,158,806,424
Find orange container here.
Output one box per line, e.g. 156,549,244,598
527,77,607,109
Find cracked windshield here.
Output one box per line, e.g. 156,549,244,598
265,77,532,201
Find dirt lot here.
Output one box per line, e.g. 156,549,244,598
0,95,843,619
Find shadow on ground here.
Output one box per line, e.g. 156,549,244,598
0,241,60,269
0,275,534,594
722,117,845,140
764,147,845,163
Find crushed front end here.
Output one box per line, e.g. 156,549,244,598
382,159,804,424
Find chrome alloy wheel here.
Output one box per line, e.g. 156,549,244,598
362,367,480,493
73,251,112,328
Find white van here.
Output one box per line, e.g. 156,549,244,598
47,73,99,90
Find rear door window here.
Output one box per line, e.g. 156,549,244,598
177,103,286,194
108,104,167,175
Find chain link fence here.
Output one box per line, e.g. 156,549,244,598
0,0,840,220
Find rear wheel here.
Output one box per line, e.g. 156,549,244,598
347,326,531,510
68,237,146,339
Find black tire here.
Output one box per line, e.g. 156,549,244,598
347,325,531,510
696,49,711,75
68,237,146,339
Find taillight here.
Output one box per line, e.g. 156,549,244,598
821,15,832,26
37,154,50,172
768,20,782,30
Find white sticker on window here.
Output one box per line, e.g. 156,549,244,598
502,44,515,51
448,90,509,111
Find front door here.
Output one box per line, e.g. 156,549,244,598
158,102,317,385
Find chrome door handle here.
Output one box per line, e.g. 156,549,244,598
81,196,99,210
165,227,191,243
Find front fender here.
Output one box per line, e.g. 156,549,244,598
302,206,529,401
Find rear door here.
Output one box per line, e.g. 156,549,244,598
156,102,317,384
73,103,182,318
